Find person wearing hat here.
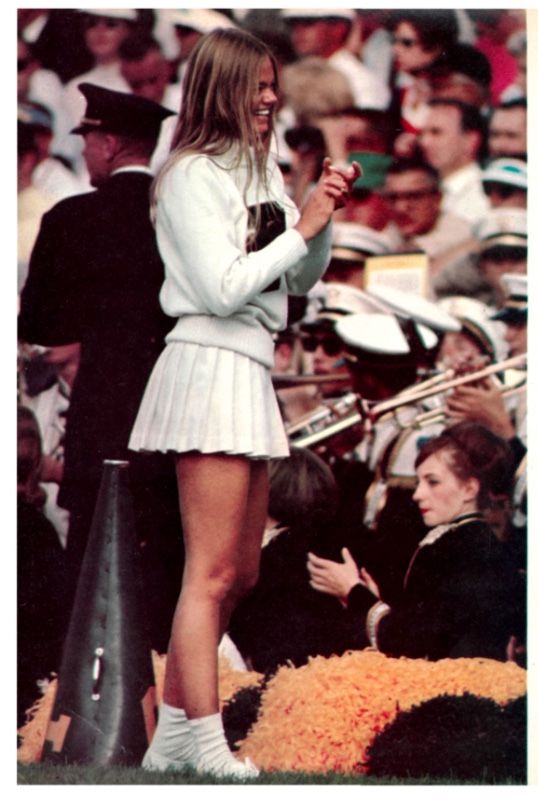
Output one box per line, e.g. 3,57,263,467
281,9,390,110
437,295,508,372
51,9,138,183
492,274,527,359
323,222,393,288
432,207,526,307
312,308,445,603
18,83,184,652
299,283,388,401
445,274,527,449
481,158,527,209
475,208,527,308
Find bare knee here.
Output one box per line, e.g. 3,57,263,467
184,562,241,605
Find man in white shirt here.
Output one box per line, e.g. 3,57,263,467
419,98,490,226
281,9,390,110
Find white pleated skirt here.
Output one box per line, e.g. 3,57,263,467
129,341,289,459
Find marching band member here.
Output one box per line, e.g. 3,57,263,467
308,422,521,662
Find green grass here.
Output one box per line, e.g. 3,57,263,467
16,763,521,785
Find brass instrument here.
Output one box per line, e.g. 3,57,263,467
286,367,453,446
402,379,527,429
371,353,526,416
291,353,527,450
272,373,350,389
286,392,359,441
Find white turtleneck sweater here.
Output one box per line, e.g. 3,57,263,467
156,150,332,368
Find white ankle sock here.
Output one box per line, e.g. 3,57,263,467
189,713,259,778
142,703,198,770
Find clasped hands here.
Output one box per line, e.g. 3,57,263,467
307,547,380,607
320,157,361,209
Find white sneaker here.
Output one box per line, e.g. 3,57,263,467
141,747,196,772
196,753,260,779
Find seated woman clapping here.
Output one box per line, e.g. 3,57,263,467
307,422,522,662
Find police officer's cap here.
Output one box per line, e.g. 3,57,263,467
71,83,175,139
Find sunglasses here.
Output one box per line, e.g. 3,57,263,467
302,336,343,356
392,35,419,48
383,188,438,203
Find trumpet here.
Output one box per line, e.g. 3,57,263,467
291,353,526,450
272,373,350,389
371,353,526,417
402,379,527,429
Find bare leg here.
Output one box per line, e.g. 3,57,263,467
163,452,267,718
219,459,268,637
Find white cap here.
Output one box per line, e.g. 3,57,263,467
322,282,390,315
331,222,393,260
167,9,236,34
501,273,527,301
336,313,438,356
491,274,527,321
301,282,388,330
367,285,461,333
437,296,508,361
481,159,527,190
79,9,138,21
281,9,355,22
475,208,527,249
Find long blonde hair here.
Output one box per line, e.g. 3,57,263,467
151,28,279,216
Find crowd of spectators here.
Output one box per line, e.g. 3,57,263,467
17,9,528,723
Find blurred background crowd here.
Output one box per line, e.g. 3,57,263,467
17,8,528,726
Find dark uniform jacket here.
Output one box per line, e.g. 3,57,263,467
19,170,173,507
348,515,521,662
19,172,184,646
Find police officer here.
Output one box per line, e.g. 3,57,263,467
19,84,182,651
